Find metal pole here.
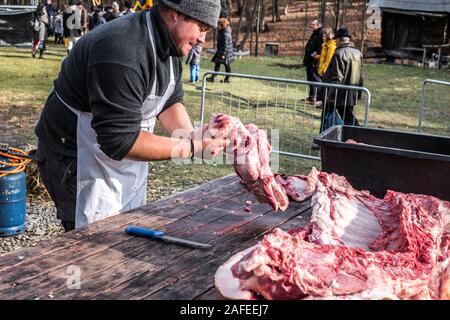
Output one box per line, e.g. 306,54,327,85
200,76,208,125
418,80,427,132
418,78,450,132
364,89,371,126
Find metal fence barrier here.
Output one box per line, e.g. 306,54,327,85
199,71,371,162
418,79,450,136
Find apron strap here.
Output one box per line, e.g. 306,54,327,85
54,88,81,116
146,11,158,97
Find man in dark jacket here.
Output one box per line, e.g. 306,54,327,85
303,19,325,105
320,28,363,131
33,0,226,231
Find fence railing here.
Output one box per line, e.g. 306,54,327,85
418,78,450,136
199,71,371,161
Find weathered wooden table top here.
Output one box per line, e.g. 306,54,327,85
0,174,312,300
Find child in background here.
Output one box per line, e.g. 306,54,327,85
53,10,64,44
186,43,202,83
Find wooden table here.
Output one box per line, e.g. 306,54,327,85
0,174,312,300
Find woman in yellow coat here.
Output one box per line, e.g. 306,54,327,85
317,28,336,77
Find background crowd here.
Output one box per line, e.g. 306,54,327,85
30,0,134,58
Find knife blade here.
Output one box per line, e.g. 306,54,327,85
124,225,212,250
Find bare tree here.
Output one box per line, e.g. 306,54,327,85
258,0,266,32
334,0,341,30
320,0,327,26
234,0,248,47
271,0,281,22
341,0,348,27
236,0,244,15
256,0,262,56
360,0,368,52
237,0,259,52
302,0,309,55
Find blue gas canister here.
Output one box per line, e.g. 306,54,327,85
0,155,27,237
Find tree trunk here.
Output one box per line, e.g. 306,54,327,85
360,0,367,53
334,0,341,30
237,0,258,52
234,0,248,48
236,0,244,16
256,0,261,56
302,0,309,56
272,0,281,22
258,0,265,32
320,0,327,25
341,0,347,26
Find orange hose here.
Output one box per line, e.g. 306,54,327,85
0,148,30,178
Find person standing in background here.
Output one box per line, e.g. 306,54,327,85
44,0,55,36
31,4,48,59
53,9,64,44
206,18,234,83
318,28,336,77
320,28,363,132
77,1,89,35
122,1,134,15
303,19,325,106
186,43,202,83
103,3,121,22
89,6,107,30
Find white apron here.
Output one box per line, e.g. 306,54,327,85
56,12,176,228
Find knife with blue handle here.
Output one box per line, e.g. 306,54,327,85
125,226,212,250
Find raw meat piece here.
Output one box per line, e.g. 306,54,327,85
215,169,450,300
206,114,289,211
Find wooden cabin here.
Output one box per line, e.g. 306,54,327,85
370,0,450,63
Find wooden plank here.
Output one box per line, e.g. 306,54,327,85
192,208,312,300
0,178,245,296
91,200,311,300
150,205,313,300
194,287,220,300
35,191,270,300
0,174,240,271
0,184,256,299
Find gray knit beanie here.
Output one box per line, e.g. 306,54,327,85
159,0,221,28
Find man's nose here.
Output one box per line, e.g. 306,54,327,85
197,32,206,44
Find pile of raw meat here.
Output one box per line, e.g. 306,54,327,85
207,114,450,300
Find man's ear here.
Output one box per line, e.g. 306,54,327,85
171,9,180,24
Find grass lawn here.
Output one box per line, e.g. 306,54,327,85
1,41,449,201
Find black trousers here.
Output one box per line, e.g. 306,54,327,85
30,141,77,232
305,63,321,99
213,62,231,79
